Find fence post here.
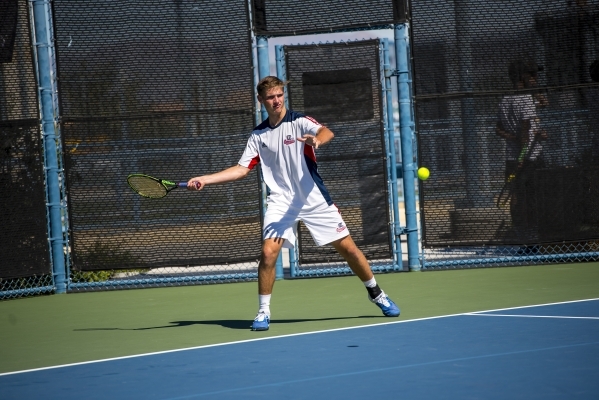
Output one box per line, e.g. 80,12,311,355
256,36,284,280
394,24,421,271
274,44,297,278
382,39,403,271
256,36,270,122
275,45,290,109
30,0,67,292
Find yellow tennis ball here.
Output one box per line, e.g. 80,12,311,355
417,167,430,180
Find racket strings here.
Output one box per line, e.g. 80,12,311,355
128,176,167,198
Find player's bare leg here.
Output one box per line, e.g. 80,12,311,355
252,237,285,331
258,237,285,295
331,235,373,281
332,235,400,317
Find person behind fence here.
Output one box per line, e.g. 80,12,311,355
590,59,599,165
186,76,400,331
496,59,548,241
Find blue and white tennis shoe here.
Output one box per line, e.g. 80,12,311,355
251,311,270,331
370,292,400,317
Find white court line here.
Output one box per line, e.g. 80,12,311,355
1,297,598,377
465,314,599,320
465,297,599,314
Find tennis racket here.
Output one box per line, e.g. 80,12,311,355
496,171,517,209
127,174,188,199
496,134,541,209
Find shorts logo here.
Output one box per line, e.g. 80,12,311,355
283,135,295,145
336,223,346,232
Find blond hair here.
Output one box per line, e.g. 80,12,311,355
257,76,287,97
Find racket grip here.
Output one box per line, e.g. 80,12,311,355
178,182,188,188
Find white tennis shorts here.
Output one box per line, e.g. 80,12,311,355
263,204,350,248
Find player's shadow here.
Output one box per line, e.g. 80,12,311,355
75,316,382,331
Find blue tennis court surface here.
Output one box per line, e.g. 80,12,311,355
2,299,598,399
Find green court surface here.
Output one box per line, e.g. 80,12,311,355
1,262,598,374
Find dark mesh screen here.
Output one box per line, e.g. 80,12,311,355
0,0,50,279
302,68,375,121
412,0,599,246
284,40,392,263
53,0,259,271
252,0,407,36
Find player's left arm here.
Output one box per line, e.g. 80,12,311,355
298,126,334,149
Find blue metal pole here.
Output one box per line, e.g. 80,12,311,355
31,0,67,292
275,45,289,108
380,41,394,266
289,245,298,278
256,36,284,279
256,36,270,122
382,39,403,271
394,24,421,271
275,44,297,278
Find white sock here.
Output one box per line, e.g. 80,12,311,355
363,277,377,288
258,294,271,316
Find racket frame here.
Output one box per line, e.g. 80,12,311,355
127,173,187,199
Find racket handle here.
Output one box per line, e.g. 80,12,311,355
178,182,188,188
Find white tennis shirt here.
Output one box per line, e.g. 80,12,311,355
238,110,334,211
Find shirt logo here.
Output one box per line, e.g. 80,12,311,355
261,142,268,148
283,135,295,145
336,223,347,232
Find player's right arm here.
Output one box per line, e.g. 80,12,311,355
187,165,251,191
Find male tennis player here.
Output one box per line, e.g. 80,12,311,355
496,59,547,242
188,76,399,331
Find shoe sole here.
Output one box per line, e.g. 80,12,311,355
251,326,269,331
251,320,270,331
380,305,400,317
374,298,400,317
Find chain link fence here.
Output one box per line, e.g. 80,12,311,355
412,0,599,268
2,0,598,299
